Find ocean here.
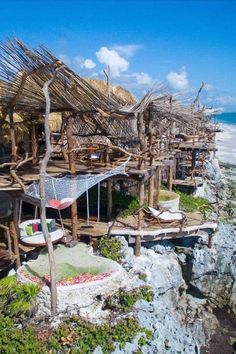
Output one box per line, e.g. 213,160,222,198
215,112,236,165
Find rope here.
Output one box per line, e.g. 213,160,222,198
97,182,100,222
51,179,65,235
86,178,90,225
34,206,38,219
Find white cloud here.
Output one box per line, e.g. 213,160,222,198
215,95,236,105
204,83,214,91
81,59,96,69
166,68,189,90
132,72,153,85
112,44,142,58
96,46,129,77
58,54,71,66
74,55,83,68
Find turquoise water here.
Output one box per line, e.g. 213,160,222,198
217,112,236,125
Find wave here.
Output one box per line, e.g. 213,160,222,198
216,123,236,165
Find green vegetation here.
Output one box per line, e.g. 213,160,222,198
47,316,153,354
176,190,212,213
138,271,147,281
98,236,123,262
0,314,153,354
0,315,43,354
119,198,140,218
0,276,154,354
0,276,40,318
103,286,154,312
78,185,139,216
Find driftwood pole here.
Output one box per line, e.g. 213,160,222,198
135,112,146,256
39,66,63,316
147,109,155,207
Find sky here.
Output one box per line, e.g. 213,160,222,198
1,0,236,111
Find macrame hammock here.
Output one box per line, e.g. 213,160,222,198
24,157,130,232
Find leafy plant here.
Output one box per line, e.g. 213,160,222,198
0,315,45,354
120,198,140,218
0,276,40,318
103,285,154,312
98,237,123,262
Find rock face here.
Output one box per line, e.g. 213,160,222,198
190,223,236,312
114,239,219,354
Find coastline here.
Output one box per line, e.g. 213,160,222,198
216,122,236,165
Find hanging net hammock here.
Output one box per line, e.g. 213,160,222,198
25,157,130,210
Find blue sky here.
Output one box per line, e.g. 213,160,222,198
1,0,236,111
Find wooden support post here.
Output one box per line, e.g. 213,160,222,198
167,165,173,191
156,167,162,205
61,116,69,163
136,179,145,257
148,175,154,207
134,236,141,257
66,115,78,241
107,180,113,219
10,198,20,269
208,233,213,248
8,109,17,162
31,122,38,166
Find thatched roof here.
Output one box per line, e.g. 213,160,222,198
0,39,124,114
85,79,137,106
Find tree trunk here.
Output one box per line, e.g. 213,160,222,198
39,67,63,316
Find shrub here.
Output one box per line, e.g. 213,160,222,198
103,285,154,312
98,237,123,262
0,276,40,318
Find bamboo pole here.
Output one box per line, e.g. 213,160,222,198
66,115,78,241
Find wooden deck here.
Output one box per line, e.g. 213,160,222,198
61,213,217,244
0,159,164,191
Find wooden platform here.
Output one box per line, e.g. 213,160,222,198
171,177,204,187
62,213,217,244
171,141,216,151
0,159,164,191
109,212,217,242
